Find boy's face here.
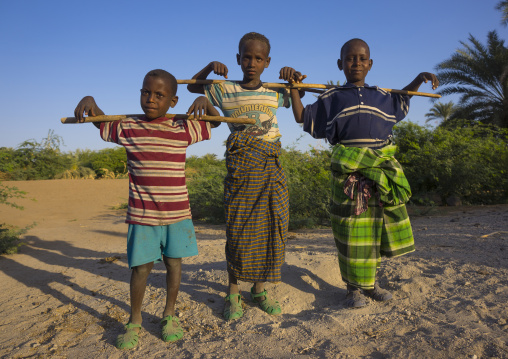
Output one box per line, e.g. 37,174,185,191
338,40,373,86
140,76,178,120
236,40,271,82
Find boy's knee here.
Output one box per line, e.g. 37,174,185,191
132,262,153,276
163,256,182,269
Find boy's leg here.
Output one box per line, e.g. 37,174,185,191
228,272,240,296
162,256,182,318
224,272,243,320
160,256,184,342
251,282,265,301
130,262,154,326
116,261,153,349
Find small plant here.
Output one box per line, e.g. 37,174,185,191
111,202,128,210
0,182,35,254
0,224,34,255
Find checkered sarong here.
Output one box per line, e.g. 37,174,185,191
330,144,415,289
224,132,289,282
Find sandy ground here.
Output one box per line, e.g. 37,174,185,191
0,179,507,359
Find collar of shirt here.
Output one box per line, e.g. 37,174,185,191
342,82,377,90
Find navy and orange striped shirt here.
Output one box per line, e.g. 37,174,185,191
303,83,410,148
100,116,211,226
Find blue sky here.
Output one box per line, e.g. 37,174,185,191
0,0,505,157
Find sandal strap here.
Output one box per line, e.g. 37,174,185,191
161,315,179,324
225,293,241,302
124,322,142,330
250,288,267,299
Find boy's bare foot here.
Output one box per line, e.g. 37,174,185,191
363,283,393,301
345,285,367,308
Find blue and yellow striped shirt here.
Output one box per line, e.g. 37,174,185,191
205,81,290,142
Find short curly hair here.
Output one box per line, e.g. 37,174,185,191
144,69,178,96
340,38,370,59
238,32,271,55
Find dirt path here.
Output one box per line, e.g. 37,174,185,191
0,180,507,358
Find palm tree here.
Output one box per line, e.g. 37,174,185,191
424,101,456,124
435,31,508,128
496,0,508,26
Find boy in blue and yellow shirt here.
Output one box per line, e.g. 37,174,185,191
188,32,302,320
283,38,438,308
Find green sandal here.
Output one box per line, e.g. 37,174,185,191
116,322,141,350
161,315,183,342
224,293,243,320
250,287,281,316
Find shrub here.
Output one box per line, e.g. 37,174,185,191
0,224,33,255
0,182,35,254
3,131,73,180
76,147,127,178
186,154,227,223
280,145,331,229
394,122,508,204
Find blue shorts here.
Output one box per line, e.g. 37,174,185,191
127,219,198,269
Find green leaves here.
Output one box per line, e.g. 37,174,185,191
435,31,508,128
394,122,508,204
280,146,332,229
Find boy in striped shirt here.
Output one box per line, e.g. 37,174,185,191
283,38,439,308
188,32,303,321
74,69,220,348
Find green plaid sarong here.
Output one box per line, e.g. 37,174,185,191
224,132,289,282
330,144,415,289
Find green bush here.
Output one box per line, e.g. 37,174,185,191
76,147,127,178
186,154,227,223
0,224,33,255
280,146,331,229
394,122,508,204
1,131,73,180
0,182,35,254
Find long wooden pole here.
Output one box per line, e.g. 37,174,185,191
61,114,256,124
177,79,441,98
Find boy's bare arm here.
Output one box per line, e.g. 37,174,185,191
279,67,306,123
187,96,221,128
74,96,105,128
289,89,305,123
187,61,229,94
402,72,439,95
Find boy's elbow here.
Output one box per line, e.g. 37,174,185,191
294,108,305,124
187,85,205,94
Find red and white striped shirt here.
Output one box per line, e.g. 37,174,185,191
100,116,212,226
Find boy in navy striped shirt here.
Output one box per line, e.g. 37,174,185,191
282,38,438,308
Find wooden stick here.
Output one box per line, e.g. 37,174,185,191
61,114,256,124
177,79,441,98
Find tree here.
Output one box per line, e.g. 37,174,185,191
435,31,508,128
496,0,508,26
424,101,456,124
